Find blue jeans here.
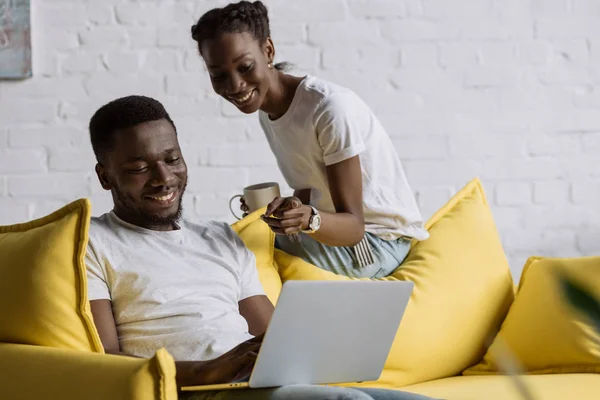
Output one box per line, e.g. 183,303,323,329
275,233,412,278
180,385,440,400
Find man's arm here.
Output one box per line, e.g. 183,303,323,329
239,295,274,336
89,300,260,389
90,300,120,353
89,300,203,387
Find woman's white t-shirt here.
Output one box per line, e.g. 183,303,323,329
259,75,429,241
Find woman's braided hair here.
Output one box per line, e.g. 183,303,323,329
191,1,290,71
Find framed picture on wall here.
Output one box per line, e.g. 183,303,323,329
0,0,32,79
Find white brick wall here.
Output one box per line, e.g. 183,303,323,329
1,0,599,279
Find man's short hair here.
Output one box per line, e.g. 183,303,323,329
89,95,176,162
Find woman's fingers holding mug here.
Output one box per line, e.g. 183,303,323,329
239,197,250,213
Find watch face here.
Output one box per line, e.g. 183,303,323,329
311,214,322,230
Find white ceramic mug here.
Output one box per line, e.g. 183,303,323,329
229,182,281,220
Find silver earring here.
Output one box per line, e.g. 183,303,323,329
268,62,273,69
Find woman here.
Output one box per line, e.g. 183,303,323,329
190,1,429,279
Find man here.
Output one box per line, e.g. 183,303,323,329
86,95,435,400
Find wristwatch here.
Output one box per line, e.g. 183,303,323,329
303,205,322,233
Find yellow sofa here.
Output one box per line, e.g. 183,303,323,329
1,178,599,400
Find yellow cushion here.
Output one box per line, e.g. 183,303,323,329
231,207,282,305
400,374,600,400
0,343,177,400
0,199,103,352
464,256,600,375
277,178,515,387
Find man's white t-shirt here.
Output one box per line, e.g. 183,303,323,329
259,75,429,241
85,211,265,361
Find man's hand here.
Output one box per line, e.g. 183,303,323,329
184,334,264,386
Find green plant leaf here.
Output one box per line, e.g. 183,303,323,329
488,335,536,400
558,273,600,335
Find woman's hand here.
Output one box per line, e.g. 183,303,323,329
240,197,250,218
261,196,312,235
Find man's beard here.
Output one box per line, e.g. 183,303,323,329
113,182,187,228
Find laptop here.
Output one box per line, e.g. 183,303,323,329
181,280,414,392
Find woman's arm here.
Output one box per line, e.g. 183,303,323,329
262,155,365,247
293,189,311,205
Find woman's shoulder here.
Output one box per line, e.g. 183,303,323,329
302,75,358,101
302,76,371,118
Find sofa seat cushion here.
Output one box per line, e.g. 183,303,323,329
400,374,600,400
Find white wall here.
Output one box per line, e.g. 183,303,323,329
1,0,599,279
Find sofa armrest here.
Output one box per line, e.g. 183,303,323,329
0,343,177,400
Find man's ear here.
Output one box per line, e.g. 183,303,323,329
95,163,112,191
